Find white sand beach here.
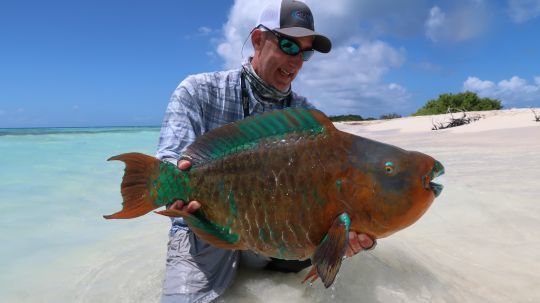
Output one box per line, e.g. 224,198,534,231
3,108,539,302
221,108,540,303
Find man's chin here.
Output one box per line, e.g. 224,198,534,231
272,81,291,92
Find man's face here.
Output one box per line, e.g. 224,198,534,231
251,30,314,92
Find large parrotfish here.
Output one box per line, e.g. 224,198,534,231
105,108,444,288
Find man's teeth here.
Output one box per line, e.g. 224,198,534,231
279,68,292,76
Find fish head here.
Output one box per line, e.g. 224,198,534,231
348,136,444,236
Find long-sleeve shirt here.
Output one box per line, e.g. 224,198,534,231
156,67,315,231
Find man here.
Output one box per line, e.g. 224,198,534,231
156,1,375,302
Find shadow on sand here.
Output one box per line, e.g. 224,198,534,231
220,243,461,303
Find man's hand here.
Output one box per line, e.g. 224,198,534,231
170,159,201,213
173,159,377,255
346,232,376,257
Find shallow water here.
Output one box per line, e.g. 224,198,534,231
0,127,167,302
1,125,539,302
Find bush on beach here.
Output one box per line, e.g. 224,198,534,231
329,114,375,122
328,113,401,122
379,113,402,120
413,92,502,116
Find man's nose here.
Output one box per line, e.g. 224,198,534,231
288,52,303,67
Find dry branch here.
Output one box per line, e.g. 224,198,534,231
531,108,540,122
432,108,483,130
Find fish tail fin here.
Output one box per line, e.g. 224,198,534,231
104,153,188,219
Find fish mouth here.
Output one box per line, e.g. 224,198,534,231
423,160,445,197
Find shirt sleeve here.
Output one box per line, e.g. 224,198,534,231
290,92,317,110
156,77,204,165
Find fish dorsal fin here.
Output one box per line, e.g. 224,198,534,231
184,108,336,165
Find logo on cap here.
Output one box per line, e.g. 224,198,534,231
290,10,313,25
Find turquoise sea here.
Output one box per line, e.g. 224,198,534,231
0,127,353,302
3,122,537,302
0,127,170,302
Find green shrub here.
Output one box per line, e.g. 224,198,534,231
379,113,402,120
413,91,502,116
329,114,371,122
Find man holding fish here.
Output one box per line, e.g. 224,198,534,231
156,1,376,302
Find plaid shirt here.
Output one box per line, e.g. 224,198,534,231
156,67,315,229
156,67,315,164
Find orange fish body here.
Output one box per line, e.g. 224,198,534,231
105,108,444,287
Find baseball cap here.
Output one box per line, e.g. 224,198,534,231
257,0,332,53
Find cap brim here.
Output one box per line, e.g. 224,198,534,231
274,27,332,53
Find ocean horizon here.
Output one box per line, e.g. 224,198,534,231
0,126,161,136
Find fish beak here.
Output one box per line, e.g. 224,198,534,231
423,160,445,197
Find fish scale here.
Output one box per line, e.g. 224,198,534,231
105,108,445,287
184,131,342,259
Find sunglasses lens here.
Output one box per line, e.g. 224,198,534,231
302,50,314,61
274,32,314,61
279,38,301,55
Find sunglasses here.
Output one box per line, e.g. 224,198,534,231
258,24,314,61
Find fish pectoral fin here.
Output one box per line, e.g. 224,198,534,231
308,213,351,288
189,224,246,251
155,209,185,217
158,208,245,251
301,266,319,284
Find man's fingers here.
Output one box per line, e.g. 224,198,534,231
358,233,377,250
177,159,192,171
170,200,185,210
345,233,377,257
186,201,201,213
348,231,362,253
169,200,200,214
175,160,198,213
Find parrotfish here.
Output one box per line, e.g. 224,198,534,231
105,108,444,288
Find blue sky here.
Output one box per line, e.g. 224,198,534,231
1,0,539,127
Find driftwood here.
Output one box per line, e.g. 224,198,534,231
432,108,483,130
531,108,540,122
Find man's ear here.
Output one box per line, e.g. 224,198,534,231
251,29,264,51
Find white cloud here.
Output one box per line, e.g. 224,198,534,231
425,6,446,42
463,77,495,91
463,76,540,104
216,0,268,69
198,26,212,35
216,0,413,116
184,26,220,40
424,2,491,43
306,0,430,40
507,0,540,23
216,0,427,50
295,41,409,115
213,0,505,115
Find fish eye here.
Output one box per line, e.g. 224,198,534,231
384,161,395,174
